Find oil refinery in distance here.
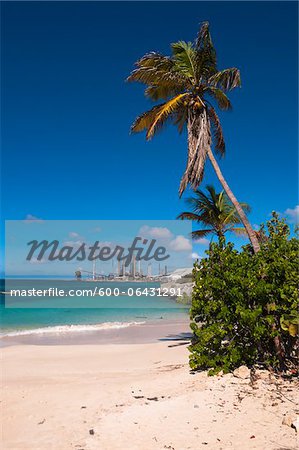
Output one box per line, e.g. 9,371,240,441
75,256,169,282
75,257,192,282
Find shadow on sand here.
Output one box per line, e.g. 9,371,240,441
159,332,193,347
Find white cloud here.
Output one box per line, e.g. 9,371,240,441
68,232,86,241
169,235,192,252
63,240,84,248
191,252,201,259
24,214,43,223
194,237,209,245
139,226,173,239
285,205,299,224
69,232,79,238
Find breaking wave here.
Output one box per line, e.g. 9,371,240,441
0,321,146,338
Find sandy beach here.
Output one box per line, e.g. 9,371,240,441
1,321,298,450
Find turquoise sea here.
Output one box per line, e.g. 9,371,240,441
0,279,189,337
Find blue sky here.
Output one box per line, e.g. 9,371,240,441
1,1,298,268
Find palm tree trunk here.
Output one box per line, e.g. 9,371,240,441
207,147,260,253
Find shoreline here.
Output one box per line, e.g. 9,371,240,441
0,317,191,347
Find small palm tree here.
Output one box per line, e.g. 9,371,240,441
127,21,260,253
177,185,250,244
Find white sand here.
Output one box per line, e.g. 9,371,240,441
1,340,298,449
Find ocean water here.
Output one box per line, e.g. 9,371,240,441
0,279,189,337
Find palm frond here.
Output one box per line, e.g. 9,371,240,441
239,202,251,213
130,104,164,134
208,68,241,91
172,106,188,134
205,87,232,111
231,227,247,236
177,212,202,221
177,185,252,242
191,229,213,239
207,107,225,156
195,21,213,51
128,69,187,92
222,200,251,225
206,184,220,204
185,187,223,224
171,41,196,81
135,52,172,68
195,21,217,80
127,52,172,78
127,52,190,92
146,93,188,140
144,84,182,101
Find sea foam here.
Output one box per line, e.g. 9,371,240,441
0,321,146,337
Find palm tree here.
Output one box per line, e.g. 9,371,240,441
177,185,250,244
127,22,260,253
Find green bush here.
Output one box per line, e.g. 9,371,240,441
189,212,299,375
176,292,192,305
